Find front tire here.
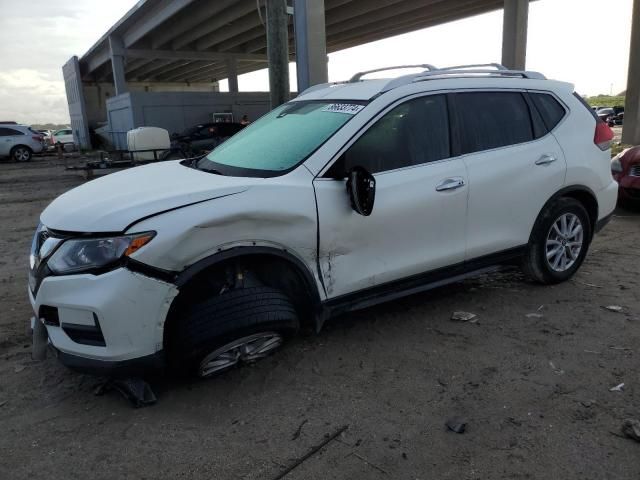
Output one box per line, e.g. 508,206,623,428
171,286,299,378
522,197,592,284
11,146,32,162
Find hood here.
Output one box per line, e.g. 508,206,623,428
41,161,249,232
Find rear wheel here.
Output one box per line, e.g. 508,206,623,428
171,286,299,378
522,197,592,284
11,146,32,162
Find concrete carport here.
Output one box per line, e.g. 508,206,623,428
65,0,640,149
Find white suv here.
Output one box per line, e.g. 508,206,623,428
0,124,44,161
29,64,617,378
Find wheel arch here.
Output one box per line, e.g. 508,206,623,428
535,185,599,239
164,247,323,350
10,144,33,154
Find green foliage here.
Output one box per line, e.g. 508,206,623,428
612,142,631,158
31,123,70,131
586,95,625,108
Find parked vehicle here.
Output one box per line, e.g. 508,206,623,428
169,122,245,156
37,130,54,148
52,128,75,148
596,106,624,125
612,146,640,205
596,107,615,123
0,124,44,161
29,64,617,379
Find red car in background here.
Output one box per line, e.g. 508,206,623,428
612,146,640,205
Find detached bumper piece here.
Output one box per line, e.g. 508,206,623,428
94,378,158,408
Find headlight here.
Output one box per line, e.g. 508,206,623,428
47,232,155,274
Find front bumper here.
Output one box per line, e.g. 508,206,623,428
55,348,165,377
29,267,178,375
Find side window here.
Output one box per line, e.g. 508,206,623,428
454,92,534,155
530,92,566,132
0,127,22,136
341,94,450,174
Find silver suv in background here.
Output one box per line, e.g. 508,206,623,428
0,124,44,162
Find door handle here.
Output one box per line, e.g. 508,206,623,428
535,154,557,166
436,177,465,192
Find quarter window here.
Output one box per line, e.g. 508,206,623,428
454,92,534,155
342,94,450,174
530,93,566,131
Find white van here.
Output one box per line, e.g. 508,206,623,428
29,64,617,378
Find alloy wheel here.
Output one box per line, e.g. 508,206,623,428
14,148,30,162
198,332,283,377
545,213,584,272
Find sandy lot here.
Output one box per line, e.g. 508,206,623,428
0,154,639,479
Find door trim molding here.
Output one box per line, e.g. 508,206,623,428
321,245,525,319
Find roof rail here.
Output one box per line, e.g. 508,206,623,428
381,64,546,93
349,64,437,83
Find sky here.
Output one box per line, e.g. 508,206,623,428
0,0,633,125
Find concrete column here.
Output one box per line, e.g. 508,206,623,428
266,0,290,108
501,0,529,70
294,0,328,92
226,58,239,93
108,35,128,95
623,0,640,145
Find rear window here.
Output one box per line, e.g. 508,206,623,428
454,92,534,155
530,93,566,131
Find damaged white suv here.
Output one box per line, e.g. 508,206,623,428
29,64,617,378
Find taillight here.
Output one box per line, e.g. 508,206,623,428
594,122,614,151
32,135,43,141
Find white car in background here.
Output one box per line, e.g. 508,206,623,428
0,124,44,161
52,128,75,149
29,64,617,379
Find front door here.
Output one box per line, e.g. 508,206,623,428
313,94,469,299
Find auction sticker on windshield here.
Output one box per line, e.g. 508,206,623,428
322,103,365,115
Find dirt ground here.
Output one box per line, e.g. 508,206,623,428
1,151,639,480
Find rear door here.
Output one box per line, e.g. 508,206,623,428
0,128,15,156
0,127,25,156
313,94,468,298
451,90,567,260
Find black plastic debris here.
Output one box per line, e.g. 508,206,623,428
622,419,640,442
94,378,157,408
445,418,467,434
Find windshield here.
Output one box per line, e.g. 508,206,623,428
196,101,365,177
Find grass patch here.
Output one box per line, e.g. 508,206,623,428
586,95,625,108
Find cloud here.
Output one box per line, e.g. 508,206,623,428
0,0,138,124
0,69,68,124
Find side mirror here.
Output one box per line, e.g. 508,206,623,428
346,166,376,216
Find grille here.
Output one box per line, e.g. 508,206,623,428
630,165,640,177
